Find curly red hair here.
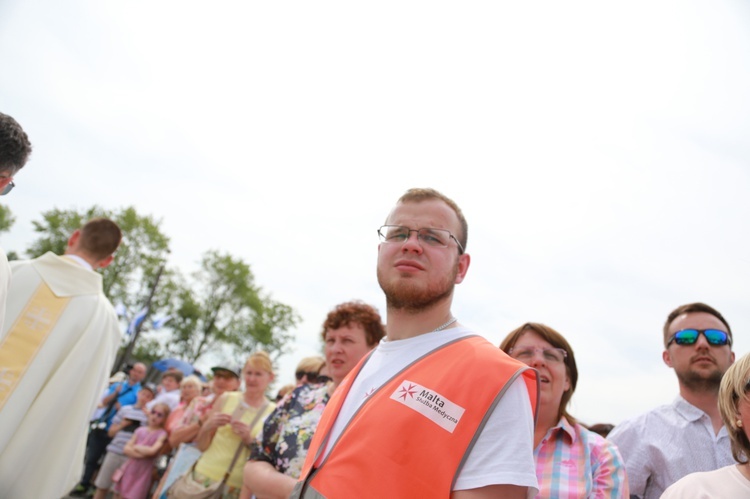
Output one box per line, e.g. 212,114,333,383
321,301,385,347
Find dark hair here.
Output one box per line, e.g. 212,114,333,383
500,322,578,424
79,218,122,261
664,302,732,347
395,188,468,253
162,371,184,384
587,423,614,438
321,301,385,347
0,112,32,173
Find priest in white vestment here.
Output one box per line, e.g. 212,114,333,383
0,218,122,499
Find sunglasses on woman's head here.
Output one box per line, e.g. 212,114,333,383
295,371,320,382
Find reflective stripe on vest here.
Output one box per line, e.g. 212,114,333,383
295,335,538,498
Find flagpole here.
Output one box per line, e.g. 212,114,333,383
113,253,169,374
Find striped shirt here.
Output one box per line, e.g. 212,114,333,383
534,416,628,498
105,404,148,455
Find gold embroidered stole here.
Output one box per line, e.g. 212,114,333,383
0,283,71,411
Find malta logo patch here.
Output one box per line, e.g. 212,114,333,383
390,379,465,433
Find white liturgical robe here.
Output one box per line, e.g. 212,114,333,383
0,252,121,499
0,245,10,331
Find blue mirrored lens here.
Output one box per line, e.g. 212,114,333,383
703,329,729,345
673,329,729,346
674,330,699,344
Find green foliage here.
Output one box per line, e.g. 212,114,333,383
126,338,164,366
26,206,94,256
0,205,15,234
23,207,299,366
166,250,300,363
26,206,171,311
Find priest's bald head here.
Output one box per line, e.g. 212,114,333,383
65,218,122,270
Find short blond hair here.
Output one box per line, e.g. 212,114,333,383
245,351,274,375
718,352,750,463
181,374,202,390
296,356,325,374
397,188,468,252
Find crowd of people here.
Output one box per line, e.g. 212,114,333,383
1,111,748,498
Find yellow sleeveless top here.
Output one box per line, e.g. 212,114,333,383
195,391,274,488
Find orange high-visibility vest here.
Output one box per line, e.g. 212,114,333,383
293,335,538,498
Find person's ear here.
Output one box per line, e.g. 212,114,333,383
454,253,471,284
96,255,114,269
67,229,81,250
662,349,673,368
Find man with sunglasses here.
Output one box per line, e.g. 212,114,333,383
609,302,735,499
0,111,33,333
292,188,539,498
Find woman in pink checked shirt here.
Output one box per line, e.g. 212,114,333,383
501,323,629,498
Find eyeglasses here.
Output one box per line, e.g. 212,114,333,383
295,371,320,383
0,180,14,196
150,410,166,417
508,346,567,364
667,329,731,347
378,225,464,254
317,375,332,384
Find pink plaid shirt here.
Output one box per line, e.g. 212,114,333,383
534,416,628,498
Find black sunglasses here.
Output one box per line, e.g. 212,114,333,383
667,329,731,347
295,371,319,382
0,180,15,196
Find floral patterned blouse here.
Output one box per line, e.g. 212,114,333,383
249,383,330,478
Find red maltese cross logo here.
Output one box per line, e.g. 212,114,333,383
397,383,417,400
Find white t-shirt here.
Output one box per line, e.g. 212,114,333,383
147,388,181,411
661,464,750,498
324,327,538,495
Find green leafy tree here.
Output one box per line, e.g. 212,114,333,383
166,250,300,363
0,205,15,234
128,338,165,366
26,206,172,312
23,208,297,367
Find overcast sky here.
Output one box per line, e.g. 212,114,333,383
1,0,749,425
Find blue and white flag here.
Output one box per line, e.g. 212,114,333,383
114,303,127,317
152,315,172,330
126,307,149,336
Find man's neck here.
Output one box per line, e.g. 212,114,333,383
680,386,723,434
386,302,457,341
63,253,94,271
